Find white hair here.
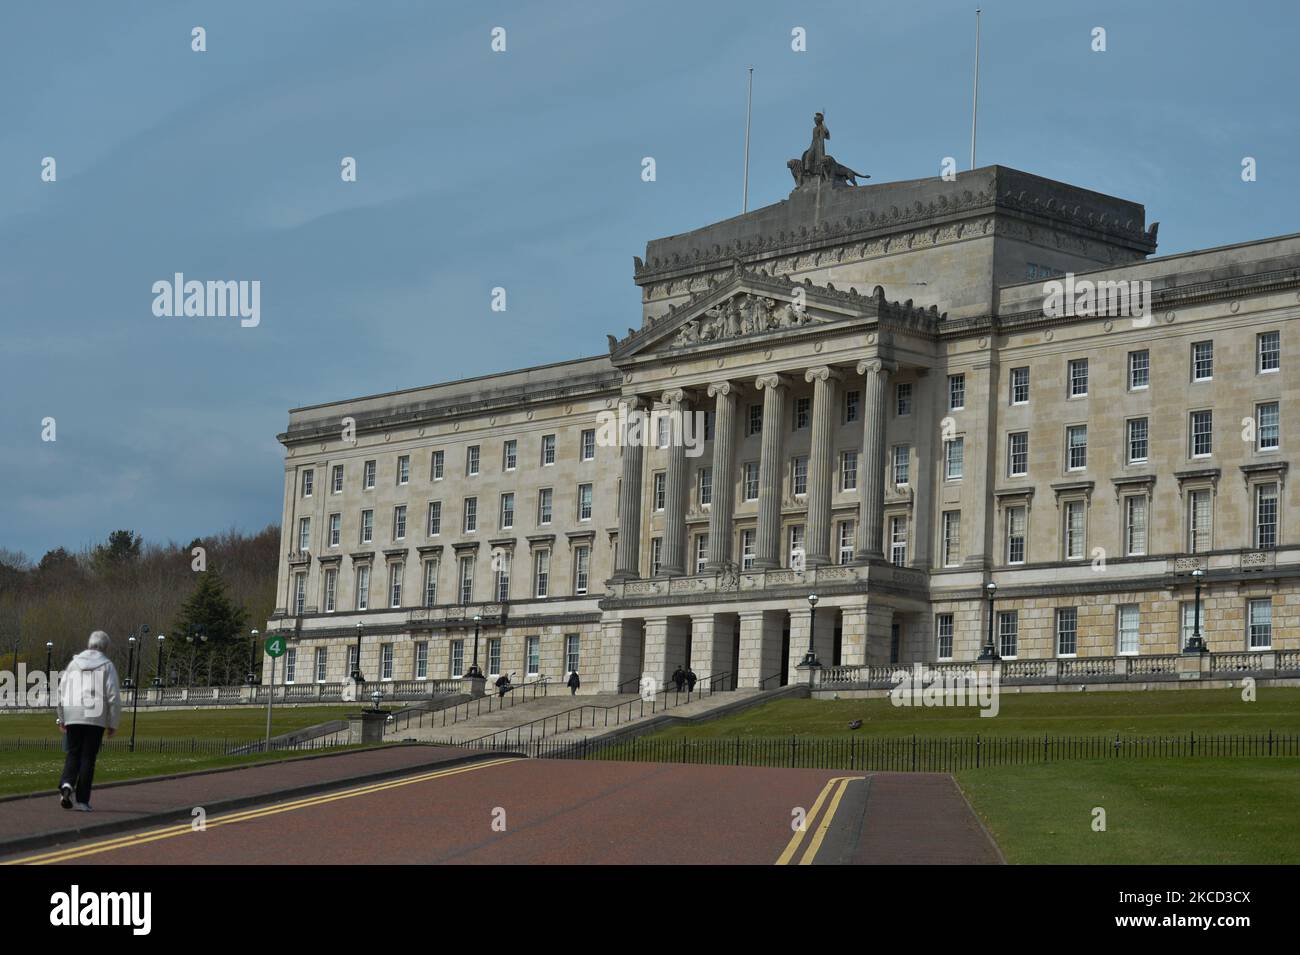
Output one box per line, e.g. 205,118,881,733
87,630,111,652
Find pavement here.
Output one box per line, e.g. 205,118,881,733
1,747,1003,865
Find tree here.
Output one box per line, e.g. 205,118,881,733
92,530,142,572
170,570,250,686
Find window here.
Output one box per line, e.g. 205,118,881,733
393,505,407,541
451,640,464,678
494,551,510,601
788,524,805,568
534,549,550,598
331,465,343,494
998,611,1018,658
578,483,593,521
1257,402,1279,451
1125,495,1148,556
292,573,306,615
1117,605,1140,655
748,404,763,436
889,516,907,567
537,488,553,525
565,634,580,674
467,445,480,476
1006,506,1026,564
316,647,328,683
360,509,373,544
503,439,518,471
1258,331,1280,373
703,411,714,442
948,374,966,410
347,645,359,679
328,513,341,547
740,529,756,570
656,415,670,449
1255,483,1278,548
423,560,438,607
1056,608,1078,656
694,535,708,574
302,469,314,497
1180,602,1202,646
794,397,811,430
792,456,808,496
653,473,666,511
936,614,954,660
843,450,859,491
380,644,393,680
944,437,964,480
431,450,445,481
1008,432,1028,477
890,622,901,665
488,638,501,675
581,429,596,461
1248,599,1273,649
1010,367,1029,404
1064,500,1086,560
298,517,311,552
890,446,907,486
463,497,478,533
500,493,514,529
1068,358,1089,397
650,537,663,576
1188,489,1212,553
355,565,370,611
397,455,409,485
526,636,540,676
743,463,759,501
942,511,961,567
541,434,556,465
845,390,860,422
427,501,442,536
1128,350,1149,390
837,522,855,564
415,642,428,680
285,648,296,683
324,568,337,612
363,460,376,489
896,382,912,416
388,562,403,608
698,468,713,506
574,545,591,594
1190,410,1213,458
458,555,474,604
1067,425,1088,470
1127,418,1148,464
1192,341,1213,381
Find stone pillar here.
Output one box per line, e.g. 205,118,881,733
689,613,725,682
787,604,838,677
660,389,690,576
642,616,690,690
754,373,789,569
839,606,868,666
855,359,894,561
864,603,896,666
600,618,644,693
705,381,739,570
613,397,647,580
737,610,784,689
803,366,841,567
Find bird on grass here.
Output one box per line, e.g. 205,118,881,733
848,719,863,730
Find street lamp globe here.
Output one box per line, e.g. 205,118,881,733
986,581,998,598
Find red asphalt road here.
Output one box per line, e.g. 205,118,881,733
41,760,848,865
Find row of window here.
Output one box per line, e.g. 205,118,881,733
281,634,583,683
649,520,862,575
934,598,1275,659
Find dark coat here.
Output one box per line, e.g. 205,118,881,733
567,672,581,690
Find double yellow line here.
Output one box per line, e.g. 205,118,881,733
774,775,862,865
6,757,516,866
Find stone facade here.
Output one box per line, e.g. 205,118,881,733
266,164,1300,694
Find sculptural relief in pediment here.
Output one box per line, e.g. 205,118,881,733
669,292,817,349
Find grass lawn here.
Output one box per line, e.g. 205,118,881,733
645,687,1300,740
956,758,1300,864
0,704,362,742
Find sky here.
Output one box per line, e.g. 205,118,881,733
2,0,1297,560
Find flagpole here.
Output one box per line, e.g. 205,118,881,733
742,66,753,213
970,9,981,170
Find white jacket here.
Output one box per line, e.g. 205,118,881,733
57,650,122,730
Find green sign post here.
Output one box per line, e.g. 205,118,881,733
264,635,286,752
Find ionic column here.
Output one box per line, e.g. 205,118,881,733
804,366,841,567
855,359,894,561
705,381,739,570
660,389,690,576
614,397,648,579
753,373,789,569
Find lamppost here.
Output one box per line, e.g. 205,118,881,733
129,625,148,752
1184,568,1208,653
466,614,483,678
124,633,137,690
801,593,822,668
247,629,260,685
352,622,365,683
978,581,1000,661
44,642,54,707
153,633,166,686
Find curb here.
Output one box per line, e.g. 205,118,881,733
0,746,520,859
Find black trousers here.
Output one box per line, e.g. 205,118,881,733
59,724,106,804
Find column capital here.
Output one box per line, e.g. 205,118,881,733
755,372,790,392
856,357,898,377
804,365,844,385
619,394,651,412
660,388,687,407
707,380,743,399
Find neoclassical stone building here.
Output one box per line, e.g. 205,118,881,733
267,151,1300,693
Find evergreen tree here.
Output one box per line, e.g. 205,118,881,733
171,569,249,646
